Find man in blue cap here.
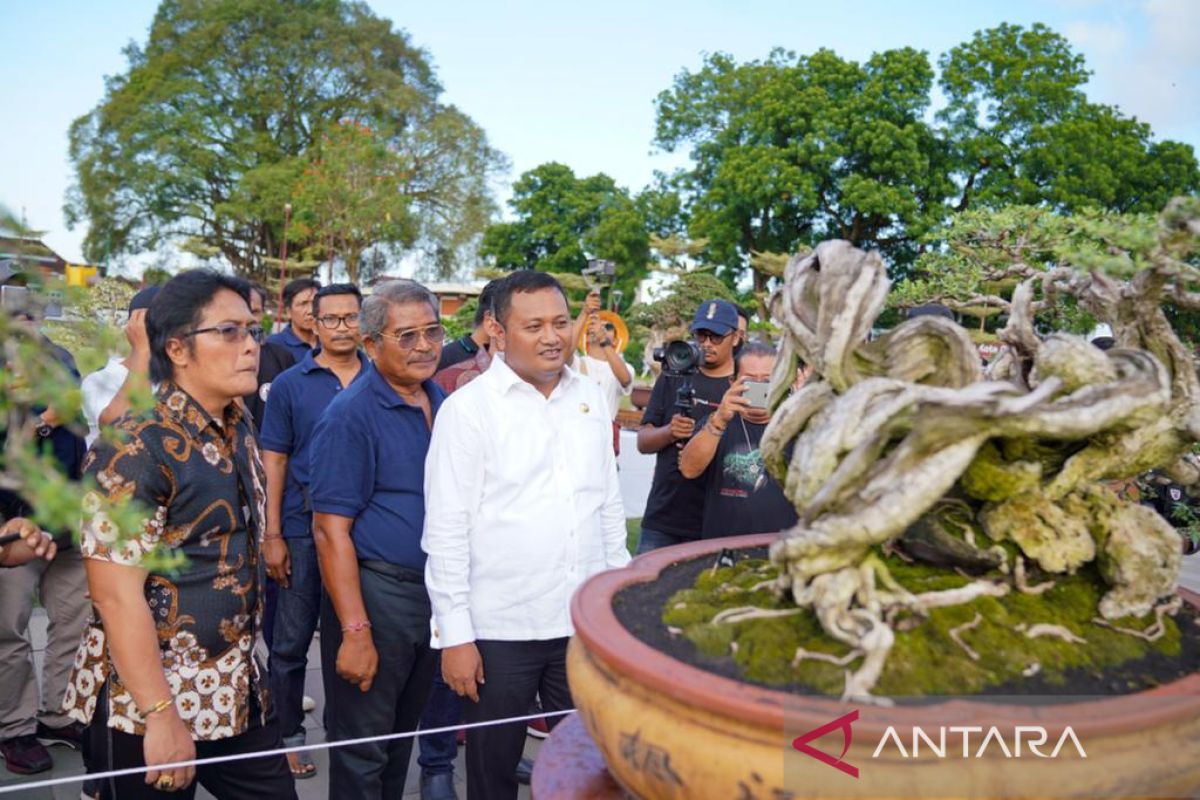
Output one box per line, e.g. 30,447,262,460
636,298,739,552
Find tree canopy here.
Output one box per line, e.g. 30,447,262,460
654,23,1198,288
65,0,503,281
480,162,653,304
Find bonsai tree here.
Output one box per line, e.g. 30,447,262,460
706,198,1200,702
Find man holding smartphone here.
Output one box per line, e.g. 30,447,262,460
678,342,799,538
636,299,739,552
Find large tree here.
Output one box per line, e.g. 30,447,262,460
481,162,652,303
655,24,1198,286
654,46,953,290
65,0,502,281
938,22,1199,215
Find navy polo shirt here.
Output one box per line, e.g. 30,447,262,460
266,326,315,363
259,350,369,538
308,367,446,570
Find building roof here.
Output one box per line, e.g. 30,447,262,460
0,237,66,273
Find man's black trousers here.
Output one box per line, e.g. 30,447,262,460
463,638,571,800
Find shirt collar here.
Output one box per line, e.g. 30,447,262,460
299,348,368,375
368,366,441,410
157,382,243,439
486,353,580,397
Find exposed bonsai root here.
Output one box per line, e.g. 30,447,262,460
1014,556,1056,595
1091,595,1182,642
908,579,1009,612
791,646,863,668
948,612,983,661
711,606,805,626
1017,623,1087,644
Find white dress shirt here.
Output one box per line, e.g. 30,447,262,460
81,356,129,448
423,354,631,648
576,353,634,420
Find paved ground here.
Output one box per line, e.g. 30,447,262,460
5,551,1199,798
0,618,542,799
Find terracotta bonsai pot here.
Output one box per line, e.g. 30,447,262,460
630,385,653,410
568,534,1200,799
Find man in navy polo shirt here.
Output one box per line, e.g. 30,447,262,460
267,277,321,362
260,283,367,780
308,279,447,800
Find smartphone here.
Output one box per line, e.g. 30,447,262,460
743,380,770,409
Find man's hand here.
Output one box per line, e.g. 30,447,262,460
714,377,750,427
336,629,378,692
0,518,56,567
125,308,150,355
584,290,601,315
668,414,696,442
143,710,196,792
442,642,485,702
263,537,290,588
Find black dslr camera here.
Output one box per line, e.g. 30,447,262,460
653,339,703,414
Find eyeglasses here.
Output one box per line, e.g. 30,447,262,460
182,324,265,344
317,314,361,330
376,324,446,350
694,330,731,344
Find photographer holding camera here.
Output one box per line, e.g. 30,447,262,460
679,343,799,538
636,299,739,552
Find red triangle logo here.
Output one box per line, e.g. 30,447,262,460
791,709,859,778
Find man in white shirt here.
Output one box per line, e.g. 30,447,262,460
80,286,159,447
576,314,633,421
423,270,630,800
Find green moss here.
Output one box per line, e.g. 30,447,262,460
663,555,1183,697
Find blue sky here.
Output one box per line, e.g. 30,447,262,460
1,0,1197,267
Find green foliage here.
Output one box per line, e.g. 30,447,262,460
66,0,503,281
626,271,737,335
654,24,1198,286
2,305,177,571
938,23,1198,215
891,204,1198,335
662,556,1184,696
481,162,652,303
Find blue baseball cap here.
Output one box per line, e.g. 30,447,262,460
689,299,739,336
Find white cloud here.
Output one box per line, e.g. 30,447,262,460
1071,0,1200,139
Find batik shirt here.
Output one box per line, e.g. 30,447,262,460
64,384,268,741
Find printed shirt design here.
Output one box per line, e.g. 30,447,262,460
64,384,267,741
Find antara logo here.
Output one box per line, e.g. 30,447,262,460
791,711,1087,778
791,710,859,778
872,726,1087,759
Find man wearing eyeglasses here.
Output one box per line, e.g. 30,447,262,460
65,269,295,798
635,299,739,553
308,280,447,800
259,283,367,781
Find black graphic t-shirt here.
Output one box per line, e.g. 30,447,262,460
640,371,734,538
696,412,798,539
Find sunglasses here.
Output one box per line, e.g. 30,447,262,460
376,324,446,350
694,330,731,344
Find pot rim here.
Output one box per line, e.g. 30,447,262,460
571,533,1200,738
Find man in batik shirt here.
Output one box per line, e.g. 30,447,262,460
64,270,295,799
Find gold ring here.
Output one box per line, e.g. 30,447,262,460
156,775,175,790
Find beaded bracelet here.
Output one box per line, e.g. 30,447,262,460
342,620,372,634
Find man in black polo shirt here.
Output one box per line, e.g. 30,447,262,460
636,299,738,552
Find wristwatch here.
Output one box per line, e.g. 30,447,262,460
35,423,53,439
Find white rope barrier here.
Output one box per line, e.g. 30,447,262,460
0,708,575,794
